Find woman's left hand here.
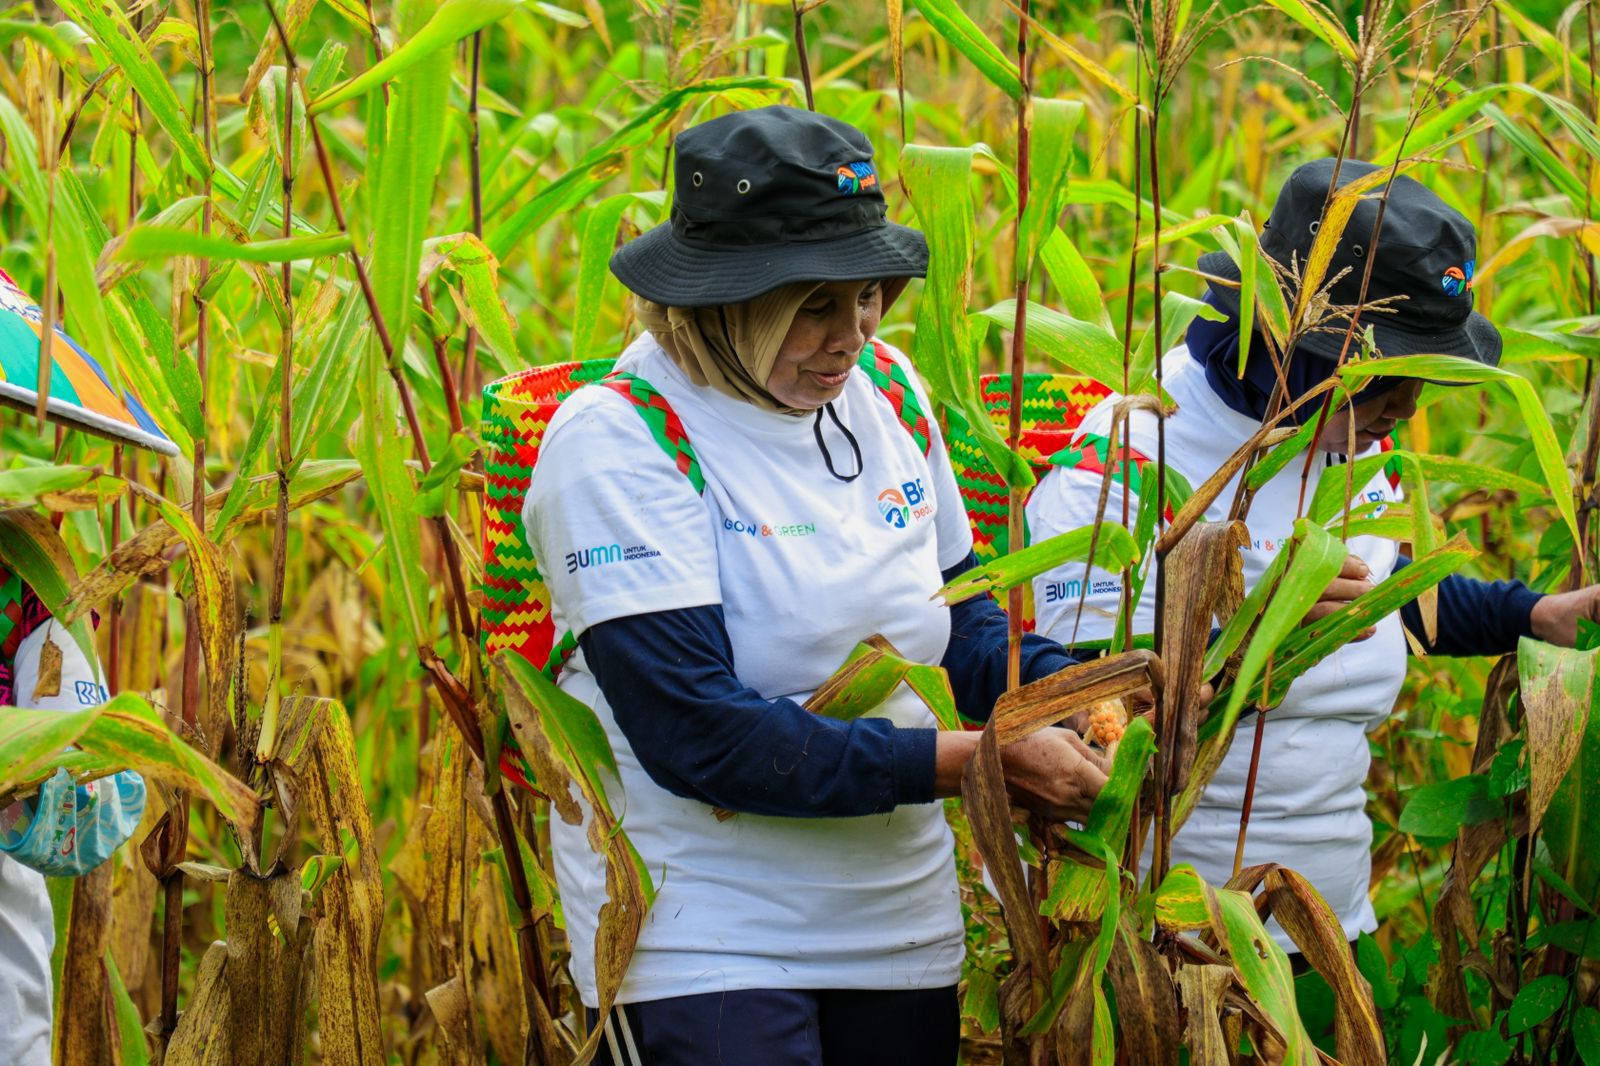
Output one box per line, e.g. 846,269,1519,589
998,729,1113,823
1531,584,1600,647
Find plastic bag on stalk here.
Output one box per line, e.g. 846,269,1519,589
0,624,144,877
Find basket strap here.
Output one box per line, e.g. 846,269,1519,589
856,339,932,457
1050,431,1174,521
598,372,706,493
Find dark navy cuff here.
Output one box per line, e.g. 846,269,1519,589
891,726,938,806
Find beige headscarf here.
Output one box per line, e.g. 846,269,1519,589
634,281,823,415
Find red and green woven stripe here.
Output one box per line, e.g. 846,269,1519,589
856,339,932,455
481,359,710,797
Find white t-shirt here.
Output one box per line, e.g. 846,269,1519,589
524,335,976,1005
0,624,110,1066
1026,347,1407,948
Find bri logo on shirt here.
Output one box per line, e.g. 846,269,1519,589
876,478,932,529
565,542,662,573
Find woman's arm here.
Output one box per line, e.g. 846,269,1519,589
581,602,1110,821
1394,555,1544,655
579,604,934,817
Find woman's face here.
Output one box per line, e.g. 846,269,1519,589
1315,378,1424,453
765,279,884,410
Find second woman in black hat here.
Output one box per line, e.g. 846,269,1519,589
1028,157,1600,960
522,105,1108,1063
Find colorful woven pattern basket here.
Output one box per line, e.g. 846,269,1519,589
945,373,1111,562
481,360,617,674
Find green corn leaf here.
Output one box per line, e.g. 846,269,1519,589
1040,228,1114,333
1216,519,1347,731
0,20,78,63
1495,3,1591,91
907,0,1022,99
291,288,371,463
1485,103,1586,207
489,76,789,258
0,703,102,787
0,510,99,677
309,0,528,115
1133,213,1236,255
416,431,478,517
1261,0,1357,63
0,98,117,380
1339,354,1580,547
1245,417,1321,492
104,952,150,1066
352,345,431,646
903,143,1033,489
0,466,101,506
1128,290,1227,391
1221,535,1475,722
1213,886,1318,1063
114,227,351,264
572,196,633,359
1309,449,1543,524
937,524,1139,605
804,638,960,731
368,0,455,370
974,300,1125,392
422,234,520,361
1016,99,1085,283
1153,863,1215,932
1083,715,1155,856
0,695,257,830
494,652,623,813
54,0,210,183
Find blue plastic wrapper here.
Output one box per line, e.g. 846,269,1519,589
0,768,145,876
0,624,145,877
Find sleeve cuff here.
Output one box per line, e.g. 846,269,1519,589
891,726,939,807
1508,584,1544,641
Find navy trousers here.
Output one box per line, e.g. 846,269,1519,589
588,986,960,1065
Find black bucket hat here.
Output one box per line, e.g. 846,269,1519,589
1197,158,1501,366
610,105,928,308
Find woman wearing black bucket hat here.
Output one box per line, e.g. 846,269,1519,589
522,105,1110,1063
1028,158,1600,958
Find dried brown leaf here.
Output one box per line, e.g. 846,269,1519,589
1519,641,1595,832
166,870,314,1066
1107,919,1180,1066
286,698,386,1066
55,862,114,1066
32,631,61,700
1161,522,1249,796
1176,964,1235,1066
1263,866,1383,1066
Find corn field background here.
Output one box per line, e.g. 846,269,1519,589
3,0,1600,1062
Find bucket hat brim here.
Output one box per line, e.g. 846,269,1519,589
610,221,928,308
1196,248,1502,367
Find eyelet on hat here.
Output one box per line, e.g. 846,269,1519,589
1308,220,1320,235
736,178,752,194
692,171,704,187
1352,244,1364,258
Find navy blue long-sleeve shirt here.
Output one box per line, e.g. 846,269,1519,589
1395,554,1543,656
577,550,1076,818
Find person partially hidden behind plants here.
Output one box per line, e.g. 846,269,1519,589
522,105,1113,1064
0,571,145,1065
1028,158,1600,961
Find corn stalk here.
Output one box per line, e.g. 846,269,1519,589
263,5,557,1050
